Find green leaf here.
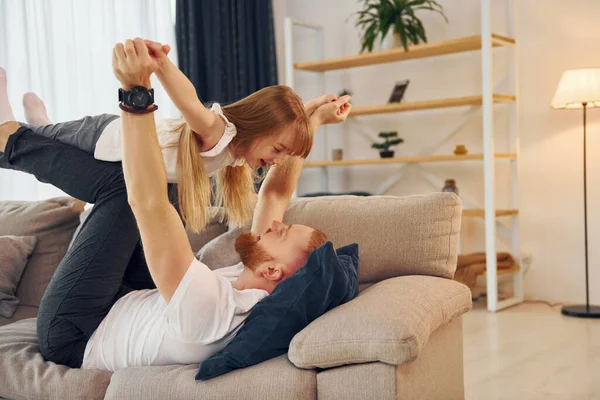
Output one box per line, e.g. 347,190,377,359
361,22,378,52
404,23,419,44
372,137,403,150
412,19,425,42
395,20,409,50
365,35,376,52
356,14,375,23
360,22,378,53
366,3,380,12
403,4,416,18
408,0,440,7
413,18,427,42
406,0,428,8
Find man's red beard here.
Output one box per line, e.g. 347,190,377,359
235,233,274,271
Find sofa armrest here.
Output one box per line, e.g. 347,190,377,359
288,275,472,369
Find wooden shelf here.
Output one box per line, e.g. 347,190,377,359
304,153,516,168
462,209,518,218
294,34,515,72
349,94,515,117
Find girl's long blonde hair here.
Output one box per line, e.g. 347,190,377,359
173,85,312,233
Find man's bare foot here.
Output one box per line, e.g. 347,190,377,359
23,92,51,125
0,68,17,124
0,121,20,152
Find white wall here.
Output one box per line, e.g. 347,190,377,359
274,0,600,303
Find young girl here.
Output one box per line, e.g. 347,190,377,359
0,40,347,233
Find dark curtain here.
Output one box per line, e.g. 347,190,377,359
175,0,278,104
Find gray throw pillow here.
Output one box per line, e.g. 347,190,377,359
0,236,37,318
196,227,245,270
0,197,85,308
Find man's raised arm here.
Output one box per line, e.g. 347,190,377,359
113,38,194,303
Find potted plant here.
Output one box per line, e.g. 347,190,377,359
354,0,448,53
372,131,403,158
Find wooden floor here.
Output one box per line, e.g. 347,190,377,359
463,300,600,400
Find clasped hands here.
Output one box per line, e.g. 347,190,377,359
112,38,170,90
111,38,352,125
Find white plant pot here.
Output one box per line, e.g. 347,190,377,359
378,31,403,51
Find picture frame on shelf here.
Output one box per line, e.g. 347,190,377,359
388,79,410,103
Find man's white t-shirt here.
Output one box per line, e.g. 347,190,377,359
93,103,245,182
81,260,268,371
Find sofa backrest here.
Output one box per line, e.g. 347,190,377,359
192,193,462,285
0,193,461,316
0,197,85,308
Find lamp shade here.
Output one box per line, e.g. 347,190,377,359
551,68,600,109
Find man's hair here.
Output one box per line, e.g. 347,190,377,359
306,229,328,254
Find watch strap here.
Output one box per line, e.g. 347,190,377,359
119,103,159,114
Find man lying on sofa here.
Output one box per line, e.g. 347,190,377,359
0,38,352,372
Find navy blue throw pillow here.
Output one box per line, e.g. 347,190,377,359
196,242,359,380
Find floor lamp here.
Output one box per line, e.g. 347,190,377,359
552,68,600,318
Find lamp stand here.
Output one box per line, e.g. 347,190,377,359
562,102,600,318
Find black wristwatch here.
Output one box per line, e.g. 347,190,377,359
118,86,155,110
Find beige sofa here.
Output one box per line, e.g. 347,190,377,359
0,193,471,400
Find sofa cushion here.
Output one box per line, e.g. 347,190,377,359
197,242,360,380
283,193,461,283
0,318,112,400
0,235,37,318
0,197,85,308
288,275,472,369
187,209,229,254
196,193,461,283
104,355,316,400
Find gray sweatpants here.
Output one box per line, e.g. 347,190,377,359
20,113,119,155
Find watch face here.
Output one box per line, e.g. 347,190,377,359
131,91,149,108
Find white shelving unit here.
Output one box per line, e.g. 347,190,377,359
284,0,523,312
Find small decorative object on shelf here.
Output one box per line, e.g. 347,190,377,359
354,0,448,53
442,179,459,195
453,144,468,155
372,131,403,158
388,80,410,103
332,148,343,161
